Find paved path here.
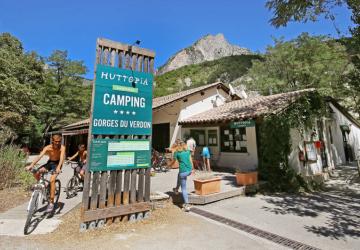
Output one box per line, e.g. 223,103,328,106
151,168,241,194
0,156,82,236
195,164,360,250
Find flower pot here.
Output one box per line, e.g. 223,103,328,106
235,171,258,186
193,177,221,195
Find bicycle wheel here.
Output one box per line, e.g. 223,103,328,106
54,179,61,203
160,159,168,172
153,161,161,172
24,191,39,235
66,176,78,198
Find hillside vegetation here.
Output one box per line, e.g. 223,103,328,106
154,54,262,97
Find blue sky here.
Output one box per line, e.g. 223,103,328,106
0,0,353,79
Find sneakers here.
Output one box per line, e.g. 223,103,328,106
183,204,191,212
46,203,54,213
172,188,179,195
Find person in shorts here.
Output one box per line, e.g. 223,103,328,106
202,146,211,171
67,144,87,179
26,134,65,212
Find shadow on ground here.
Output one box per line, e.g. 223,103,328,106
24,201,65,235
260,164,360,240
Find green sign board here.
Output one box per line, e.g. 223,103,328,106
92,64,153,135
230,120,255,128
89,139,151,171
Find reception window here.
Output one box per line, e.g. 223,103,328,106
208,130,218,146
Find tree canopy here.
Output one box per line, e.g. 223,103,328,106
0,33,44,144
245,33,349,93
266,0,358,28
0,33,91,147
265,0,360,118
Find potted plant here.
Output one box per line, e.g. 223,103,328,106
193,172,221,195
235,168,258,186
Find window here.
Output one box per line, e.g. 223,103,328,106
208,130,218,146
221,126,247,153
190,130,206,146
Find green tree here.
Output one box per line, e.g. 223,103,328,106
0,33,44,144
266,0,356,28
266,0,360,117
246,33,350,97
38,50,91,136
0,33,92,147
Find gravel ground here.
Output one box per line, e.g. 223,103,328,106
0,187,31,213
0,202,189,249
1,201,281,250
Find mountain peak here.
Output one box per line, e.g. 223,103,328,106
158,33,251,74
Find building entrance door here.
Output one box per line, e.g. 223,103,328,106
152,123,170,152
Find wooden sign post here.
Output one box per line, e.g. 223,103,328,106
80,38,155,230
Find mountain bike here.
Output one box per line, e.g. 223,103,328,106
65,161,83,198
24,168,61,235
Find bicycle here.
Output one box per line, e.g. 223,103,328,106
24,168,61,235
65,161,83,199
152,149,168,172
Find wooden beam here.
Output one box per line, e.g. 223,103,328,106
97,38,155,58
82,202,151,222
130,169,137,203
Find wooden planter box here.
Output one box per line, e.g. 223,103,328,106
194,177,221,195
235,171,258,186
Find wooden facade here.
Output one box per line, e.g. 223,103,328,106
80,38,155,226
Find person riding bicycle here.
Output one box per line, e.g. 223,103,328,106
67,144,87,179
26,134,65,212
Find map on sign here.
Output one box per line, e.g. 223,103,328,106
92,64,153,135
89,139,151,171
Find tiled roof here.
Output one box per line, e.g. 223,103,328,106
327,97,360,128
179,88,315,125
62,82,230,130
153,82,229,109
63,118,90,129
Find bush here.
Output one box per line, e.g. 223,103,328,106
0,144,32,189
258,93,326,193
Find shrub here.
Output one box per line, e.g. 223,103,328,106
0,144,32,189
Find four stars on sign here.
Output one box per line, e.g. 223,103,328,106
113,110,136,115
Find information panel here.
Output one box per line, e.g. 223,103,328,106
92,64,153,135
89,139,151,171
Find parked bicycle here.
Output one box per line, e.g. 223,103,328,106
24,167,61,235
65,161,83,199
152,149,168,172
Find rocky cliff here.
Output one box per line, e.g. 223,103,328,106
158,33,251,74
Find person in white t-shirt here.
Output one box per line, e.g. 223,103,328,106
186,137,196,157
